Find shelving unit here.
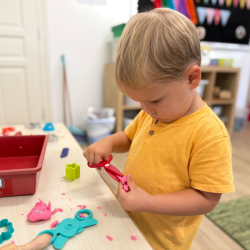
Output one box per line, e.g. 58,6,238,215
104,64,240,134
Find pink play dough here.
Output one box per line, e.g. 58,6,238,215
27,199,52,222
58,208,63,212
52,209,58,215
79,214,85,218
77,205,86,209
61,193,66,195
104,213,107,216
117,176,130,192
51,220,59,228
97,207,101,209
106,236,113,241
131,236,137,241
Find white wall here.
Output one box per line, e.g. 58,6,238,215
46,0,130,128
201,43,250,111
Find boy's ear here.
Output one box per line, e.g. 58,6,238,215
186,65,201,89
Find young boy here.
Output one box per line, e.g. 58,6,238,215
83,8,234,250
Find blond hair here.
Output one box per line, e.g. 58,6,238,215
115,8,201,90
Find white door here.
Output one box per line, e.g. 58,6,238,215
0,0,45,125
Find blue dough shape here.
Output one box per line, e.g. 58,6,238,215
43,123,55,131
0,219,14,244
60,148,69,158
38,209,98,249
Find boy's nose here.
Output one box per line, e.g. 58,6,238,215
140,103,155,115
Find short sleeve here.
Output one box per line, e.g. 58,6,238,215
124,110,144,141
189,137,235,193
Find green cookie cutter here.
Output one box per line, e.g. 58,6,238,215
65,163,80,181
0,219,14,244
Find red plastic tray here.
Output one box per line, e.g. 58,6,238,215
0,135,49,197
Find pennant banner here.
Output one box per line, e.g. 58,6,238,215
247,0,250,9
219,0,225,5
239,0,246,8
196,7,231,27
226,0,233,6
214,9,221,25
196,7,207,24
233,0,239,7
221,9,231,26
206,8,215,25
211,0,217,4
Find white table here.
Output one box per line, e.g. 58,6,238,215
0,123,152,250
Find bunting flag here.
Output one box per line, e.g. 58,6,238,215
239,0,246,8
233,0,240,7
247,0,250,9
185,0,198,24
204,0,209,4
219,0,225,5
196,7,207,24
196,7,231,26
206,8,215,24
214,9,221,25
211,0,217,4
226,0,233,7
220,9,231,26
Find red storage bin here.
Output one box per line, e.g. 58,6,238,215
0,135,49,197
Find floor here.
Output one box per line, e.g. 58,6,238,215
81,124,250,250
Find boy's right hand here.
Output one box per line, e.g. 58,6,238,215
83,138,113,168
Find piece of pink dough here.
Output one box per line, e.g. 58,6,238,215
104,213,107,216
11,241,15,244
131,236,137,241
106,235,113,241
27,199,52,222
52,208,58,215
77,205,86,209
69,199,71,201
97,207,101,209
21,214,24,216
51,220,59,228
117,176,130,192
58,208,63,212
61,193,66,195
79,214,85,218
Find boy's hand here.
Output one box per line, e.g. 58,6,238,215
118,174,151,212
83,137,113,167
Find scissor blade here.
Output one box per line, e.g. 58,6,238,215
105,164,123,182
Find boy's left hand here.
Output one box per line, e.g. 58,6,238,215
118,174,151,212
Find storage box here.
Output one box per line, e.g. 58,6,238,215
0,135,49,197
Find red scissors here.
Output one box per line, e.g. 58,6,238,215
87,155,123,182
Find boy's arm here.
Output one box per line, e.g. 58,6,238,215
148,189,221,216
118,175,221,216
83,131,131,164
108,131,131,153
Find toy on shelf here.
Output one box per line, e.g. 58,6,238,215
213,86,232,99
65,163,80,181
0,209,98,250
0,219,14,244
43,123,55,132
87,155,130,192
27,199,52,222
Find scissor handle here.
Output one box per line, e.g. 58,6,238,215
75,209,93,221
87,155,113,168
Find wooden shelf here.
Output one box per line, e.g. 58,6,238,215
104,64,240,134
207,99,234,105
123,105,142,110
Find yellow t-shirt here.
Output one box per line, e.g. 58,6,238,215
123,104,235,250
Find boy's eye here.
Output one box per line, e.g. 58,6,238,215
151,99,161,104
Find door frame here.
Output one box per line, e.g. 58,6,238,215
37,0,52,122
